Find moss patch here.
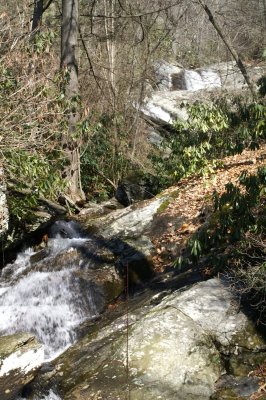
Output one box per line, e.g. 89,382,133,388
157,198,170,213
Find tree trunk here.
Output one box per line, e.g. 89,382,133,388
263,0,266,47
197,0,257,99
61,0,85,202
32,0,43,32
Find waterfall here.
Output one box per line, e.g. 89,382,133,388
183,69,221,91
184,70,206,91
0,221,98,360
17,390,62,400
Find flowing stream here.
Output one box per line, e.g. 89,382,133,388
0,221,99,360
183,69,221,91
17,390,61,400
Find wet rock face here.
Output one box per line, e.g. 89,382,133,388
48,220,85,239
31,278,265,400
0,333,44,400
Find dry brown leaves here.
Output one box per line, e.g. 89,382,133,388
249,360,266,399
152,145,266,272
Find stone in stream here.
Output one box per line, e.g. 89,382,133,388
0,333,44,400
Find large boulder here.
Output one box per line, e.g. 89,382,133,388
29,278,265,400
0,333,44,400
81,196,168,239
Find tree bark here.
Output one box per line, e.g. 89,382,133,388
197,0,257,99
32,0,44,32
61,0,85,202
263,0,266,47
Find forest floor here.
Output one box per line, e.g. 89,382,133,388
152,144,266,274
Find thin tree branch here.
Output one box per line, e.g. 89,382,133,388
81,1,182,19
197,0,257,99
43,0,55,13
78,25,103,92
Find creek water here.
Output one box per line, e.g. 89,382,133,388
183,69,221,91
0,221,98,360
17,390,61,400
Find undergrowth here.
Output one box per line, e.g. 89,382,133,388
176,166,266,323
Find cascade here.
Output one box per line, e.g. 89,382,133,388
183,70,206,91
0,221,98,360
183,69,221,91
17,390,61,400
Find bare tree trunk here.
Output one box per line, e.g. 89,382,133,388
61,0,85,202
197,0,257,99
104,0,118,183
263,0,266,46
32,0,43,32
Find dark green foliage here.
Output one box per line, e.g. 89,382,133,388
152,98,266,190
4,149,66,221
184,166,266,264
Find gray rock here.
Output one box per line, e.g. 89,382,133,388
158,278,265,352
147,130,172,158
79,194,178,283
212,375,261,399
0,333,44,400
154,60,183,91
209,61,265,90
81,194,168,240
100,197,167,239
122,306,220,400
79,198,123,218
31,278,265,399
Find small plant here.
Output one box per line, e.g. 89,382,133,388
30,29,56,55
